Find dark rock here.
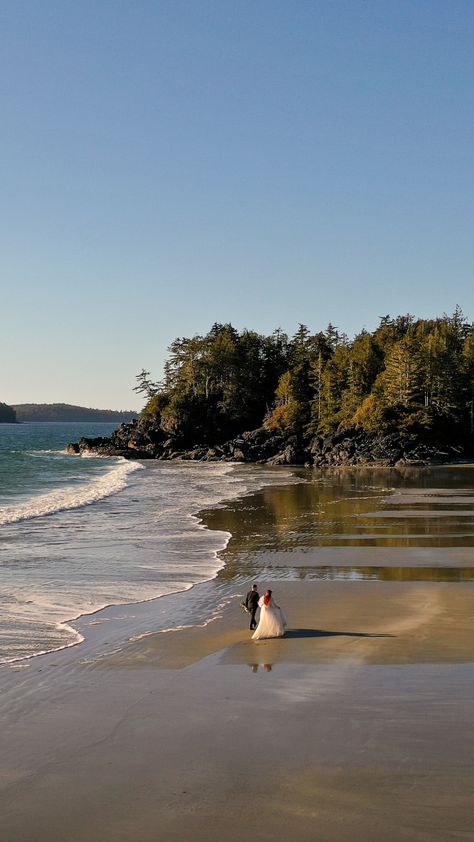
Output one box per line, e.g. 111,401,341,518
267,436,310,466
220,427,287,462
76,417,169,459
308,428,471,468
182,447,208,461
65,416,471,468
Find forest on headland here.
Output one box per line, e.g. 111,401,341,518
74,309,474,466
0,402,17,423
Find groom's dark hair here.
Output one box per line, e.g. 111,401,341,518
252,583,258,589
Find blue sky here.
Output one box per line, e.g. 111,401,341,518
1,0,473,410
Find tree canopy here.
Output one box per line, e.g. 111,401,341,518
0,402,17,423
138,310,474,447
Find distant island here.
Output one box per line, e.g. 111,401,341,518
0,402,17,423
69,309,474,467
13,404,138,423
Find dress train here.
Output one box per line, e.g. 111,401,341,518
252,596,287,640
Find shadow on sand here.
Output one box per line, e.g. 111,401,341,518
284,628,395,639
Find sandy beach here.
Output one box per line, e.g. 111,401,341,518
1,466,474,841
4,1,474,836
1,573,473,842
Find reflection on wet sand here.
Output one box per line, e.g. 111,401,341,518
201,465,474,579
272,565,474,581
1,466,472,842
249,663,272,672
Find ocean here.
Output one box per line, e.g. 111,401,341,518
0,422,289,664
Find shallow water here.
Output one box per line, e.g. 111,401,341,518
2,444,474,665
0,422,294,663
204,465,474,581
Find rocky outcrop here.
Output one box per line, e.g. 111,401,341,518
310,427,466,467
220,428,287,463
68,418,471,467
71,423,287,463
75,418,167,459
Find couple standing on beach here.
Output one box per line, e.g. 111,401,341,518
245,584,287,640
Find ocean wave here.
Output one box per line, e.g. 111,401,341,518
26,449,69,456
0,461,300,664
0,458,143,526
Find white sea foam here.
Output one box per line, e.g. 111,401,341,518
0,458,143,526
4,622,85,665
0,459,298,665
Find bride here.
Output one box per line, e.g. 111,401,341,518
252,589,287,640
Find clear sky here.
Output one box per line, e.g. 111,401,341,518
1,0,473,410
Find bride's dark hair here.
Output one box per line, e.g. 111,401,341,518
263,589,272,606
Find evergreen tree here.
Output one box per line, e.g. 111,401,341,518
382,337,424,408
137,313,474,448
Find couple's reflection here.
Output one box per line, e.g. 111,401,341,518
249,663,272,673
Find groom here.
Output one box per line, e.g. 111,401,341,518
245,583,259,631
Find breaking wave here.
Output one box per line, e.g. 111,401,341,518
0,458,143,526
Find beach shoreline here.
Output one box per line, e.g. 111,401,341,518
1,574,473,841
1,466,474,840
0,458,299,666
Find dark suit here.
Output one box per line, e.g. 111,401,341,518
245,589,259,630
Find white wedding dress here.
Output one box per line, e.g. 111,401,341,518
252,596,287,640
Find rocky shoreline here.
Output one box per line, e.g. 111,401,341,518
66,417,471,467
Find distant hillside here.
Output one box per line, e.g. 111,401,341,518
0,402,17,423
13,404,138,423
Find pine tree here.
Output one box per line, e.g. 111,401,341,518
382,338,424,407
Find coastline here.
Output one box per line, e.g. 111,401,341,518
1,465,473,840
0,461,299,666
1,578,473,840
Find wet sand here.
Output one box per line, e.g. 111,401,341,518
2,466,474,841
1,576,473,841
